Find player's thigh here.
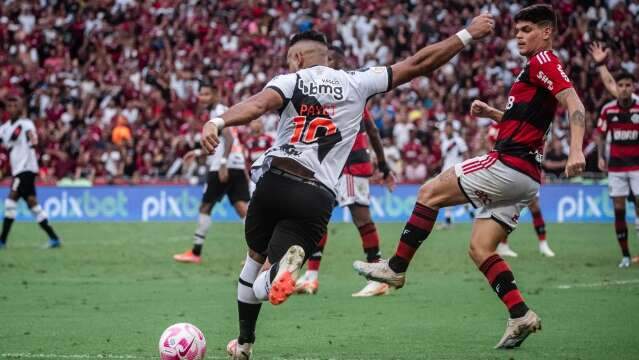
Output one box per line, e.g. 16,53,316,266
244,194,276,257
608,172,630,198
418,167,468,208
628,171,639,200
201,171,227,205
17,172,37,202
468,218,508,266
227,169,251,205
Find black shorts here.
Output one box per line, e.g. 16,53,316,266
11,171,37,200
245,169,334,264
202,169,250,205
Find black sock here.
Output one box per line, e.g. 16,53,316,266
192,243,203,256
38,219,59,240
1,217,15,243
238,301,262,344
445,216,451,225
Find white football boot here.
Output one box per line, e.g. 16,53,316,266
495,310,541,349
538,240,555,257
227,339,252,359
496,242,518,258
353,259,405,289
352,280,390,297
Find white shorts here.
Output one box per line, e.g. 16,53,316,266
608,171,639,197
455,154,539,232
337,174,370,207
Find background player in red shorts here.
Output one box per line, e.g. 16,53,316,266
356,5,586,349
294,46,396,297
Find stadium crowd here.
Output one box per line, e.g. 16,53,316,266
0,0,637,184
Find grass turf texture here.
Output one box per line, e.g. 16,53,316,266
0,222,637,359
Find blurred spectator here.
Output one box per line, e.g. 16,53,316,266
0,0,635,184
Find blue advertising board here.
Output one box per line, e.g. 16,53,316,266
0,184,621,223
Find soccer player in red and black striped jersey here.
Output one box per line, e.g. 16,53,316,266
355,5,586,349
295,46,396,297
595,71,639,268
485,124,555,258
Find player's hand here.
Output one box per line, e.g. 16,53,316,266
589,42,609,64
201,122,220,154
470,99,491,117
377,161,396,192
218,165,229,183
466,13,495,40
598,157,607,172
183,151,197,163
565,151,586,177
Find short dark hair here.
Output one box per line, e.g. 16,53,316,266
199,79,213,89
514,4,557,30
616,71,636,83
289,30,328,48
328,45,345,57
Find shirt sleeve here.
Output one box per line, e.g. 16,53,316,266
596,108,608,134
530,51,573,96
264,73,297,104
350,66,393,99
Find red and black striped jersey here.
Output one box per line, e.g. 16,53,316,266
596,98,639,172
244,133,274,164
491,50,572,182
343,108,373,177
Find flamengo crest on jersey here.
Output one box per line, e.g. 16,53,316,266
491,50,572,182
251,65,391,190
0,118,39,176
597,97,639,172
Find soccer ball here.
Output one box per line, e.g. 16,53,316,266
159,323,207,360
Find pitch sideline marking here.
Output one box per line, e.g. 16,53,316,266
556,279,639,289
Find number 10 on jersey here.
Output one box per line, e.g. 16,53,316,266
290,116,337,144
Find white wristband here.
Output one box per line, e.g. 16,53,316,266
220,158,227,165
208,117,225,131
194,149,202,157
456,29,473,47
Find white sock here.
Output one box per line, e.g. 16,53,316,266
4,199,17,219
193,213,212,244
253,268,273,301
238,254,263,304
304,270,318,281
30,205,48,223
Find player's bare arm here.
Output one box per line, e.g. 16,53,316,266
555,88,586,177
27,129,38,146
390,14,494,88
470,99,504,122
363,118,395,191
201,88,283,153
589,42,618,98
594,131,607,171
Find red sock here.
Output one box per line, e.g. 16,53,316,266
307,233,328,271
389,203,438,273
479,254,528,318
358,223,381,262
531,210,546,241
614,209,630,257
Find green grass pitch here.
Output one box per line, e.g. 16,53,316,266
1,222,638,359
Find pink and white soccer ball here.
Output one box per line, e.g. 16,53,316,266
159,323,207,360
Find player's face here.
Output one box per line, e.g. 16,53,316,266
617,79,635,102
514,21,550,57
198,86,214,105
5,100,21,119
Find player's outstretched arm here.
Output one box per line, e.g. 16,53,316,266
556,88,586,177
470,99,504,123
389,14,494,88
589,42,618,98
201,88,283,154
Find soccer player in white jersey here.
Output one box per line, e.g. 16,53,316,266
354,4,586,349
440,121,471,227
199,16,494,358
0,94,60,249
173,82,249,264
